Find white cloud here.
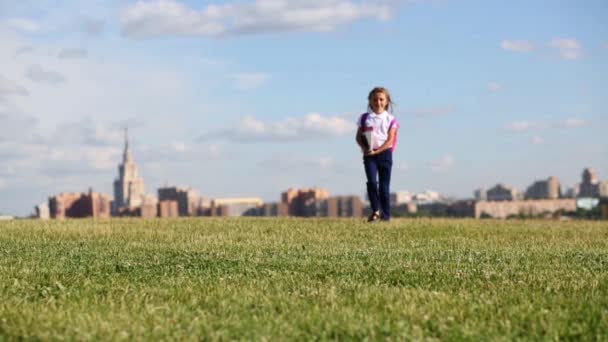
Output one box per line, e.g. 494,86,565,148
549,38,583,60
5,18,40,32
25,65,66,84
505,117,587,132
0,75,29,100
531,135,544,145
202,112,355,142
430,155,454,174
501,39,535,53
51,119,124,146
47,145,121,171
558,117,586,128
0,163,16,177
488,82,503,92
232,72,269,90
0,25,236,215
504,120,534,132
58,48,88,59
120,0,393,38
0,112,37,141
549,39,580,50
0,178,5,189
200,57,229,68
79,18,105,36
258,154,346,173
139,141,222,162
171,141,186,152
15,46,35,56
0,115,125,174
0,139,120,180
120,0,225,38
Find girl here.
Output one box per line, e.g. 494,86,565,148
356,87,399,222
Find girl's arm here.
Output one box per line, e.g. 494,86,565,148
365,127,396,155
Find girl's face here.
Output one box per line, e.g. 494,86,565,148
370,92,388,114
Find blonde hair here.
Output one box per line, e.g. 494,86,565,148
367,87,394,113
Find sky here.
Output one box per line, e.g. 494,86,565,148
1,0,607,216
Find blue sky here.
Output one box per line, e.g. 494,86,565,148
1,0,607,216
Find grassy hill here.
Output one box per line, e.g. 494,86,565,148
1,218,606,340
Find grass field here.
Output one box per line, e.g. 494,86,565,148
0,218,607,340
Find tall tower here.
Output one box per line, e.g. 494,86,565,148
113,128,145,212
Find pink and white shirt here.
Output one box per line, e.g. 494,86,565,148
357,111,399,150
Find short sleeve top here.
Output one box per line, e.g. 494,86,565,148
357,111,398,150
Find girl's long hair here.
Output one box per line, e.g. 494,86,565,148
367,87,394,113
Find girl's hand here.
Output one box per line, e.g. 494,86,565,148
364,149,377,156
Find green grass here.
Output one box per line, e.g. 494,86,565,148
1,218,607,340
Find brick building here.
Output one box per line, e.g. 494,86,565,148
474,199,576,219
319,196,363,217
49,189,111,219
260,202,289,217
579,168,599,198
209,198,264,217
158,186,199,216
525,176,561,200
281,188,329,217
487,184,522,201
158,200,179,218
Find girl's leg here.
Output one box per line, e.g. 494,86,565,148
363,156,380,213
378,150,393,220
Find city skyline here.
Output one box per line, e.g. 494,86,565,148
23,134,608,218
1,0,607,216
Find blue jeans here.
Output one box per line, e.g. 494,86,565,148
363,150,393,220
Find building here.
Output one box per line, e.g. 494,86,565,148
474,199,576,219
210,198,264,217
138,195,158,218
35,202,50,219
392,202,417,216
158,186,200,216
449,200,476,217
600,198,608,220
260,202,288,217
413,190,442,204
158,200,179,218
599,181,608,198
319,196,363,217
525,176,561,200
0,216,14,221
564,185,579,198
417,202,451,216
487,184,521,201
281,188,329,217
473,188,487,201
113,129,146,215
390,191,413,206
579,168,599,198
113,194,158,218
336,195,363,217
197,198,213,216
281,188,300,215
49,189,111,219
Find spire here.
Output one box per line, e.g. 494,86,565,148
123,127,133,163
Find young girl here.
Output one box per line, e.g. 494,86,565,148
356,87,399,222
